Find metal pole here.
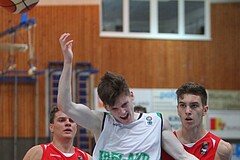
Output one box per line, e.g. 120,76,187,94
13,74,18,160
35,76,39,145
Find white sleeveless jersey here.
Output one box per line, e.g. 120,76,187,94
93,112,163,160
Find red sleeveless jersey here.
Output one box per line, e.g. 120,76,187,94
161,131,221,160
41,143,89,160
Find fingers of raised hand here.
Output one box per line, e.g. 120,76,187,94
66,40,74,48
59,33,70,43
59,33,73,50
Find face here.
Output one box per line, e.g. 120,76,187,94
105,92,135,125
177,94,208,129
49,111,77,140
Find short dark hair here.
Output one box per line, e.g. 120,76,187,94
176,82,207,106
49,105,59,124
97,71,130,106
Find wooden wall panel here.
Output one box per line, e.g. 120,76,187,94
0,3,240,137
0,84,14,136
210,4,240,89
0,82,37,137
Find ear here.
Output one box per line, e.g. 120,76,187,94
130,91,135,101
104,104,110,111
202,105,208,116
49,124,54,133
177,105,180,116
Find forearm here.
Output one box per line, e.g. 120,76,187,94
162,130,198,160
162,130,185,159
57,61,73,113
57,59,102,132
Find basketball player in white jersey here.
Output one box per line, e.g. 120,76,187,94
57,33,199,160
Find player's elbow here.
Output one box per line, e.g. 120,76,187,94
57,96,69,112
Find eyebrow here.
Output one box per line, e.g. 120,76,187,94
110,101,129,108
178,101,200,106
122,101,128,106
56,116,68,120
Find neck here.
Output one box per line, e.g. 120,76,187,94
52,138,74,153
134,112,141,121
177,126,208,144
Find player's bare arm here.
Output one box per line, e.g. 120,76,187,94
162,118,199,160
57,33,103,136
215,140,232,160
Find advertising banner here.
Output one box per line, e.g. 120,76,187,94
207,110,240,139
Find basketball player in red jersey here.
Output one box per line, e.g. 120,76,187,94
162,82,232,160
23,105,92,160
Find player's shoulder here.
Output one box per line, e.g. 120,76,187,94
145,112,164,122
75,147,92,159
146,112,163,118
28,145,43,153
218,139,232,153
216,139,233,159
75,147,86,153
23,145,43,160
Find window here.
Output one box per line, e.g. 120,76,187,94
158,0,178,34
100,0,210,40
185,1,205,35
130,0,150,32
101,0,123,31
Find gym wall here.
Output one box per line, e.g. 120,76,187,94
0,2,239,160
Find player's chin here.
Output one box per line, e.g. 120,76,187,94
63,134,74,139
63,131,74,135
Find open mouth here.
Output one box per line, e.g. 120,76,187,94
120,113,129,120
185,117,193,122
64,128,72,133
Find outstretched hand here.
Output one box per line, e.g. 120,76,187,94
59,33,74,63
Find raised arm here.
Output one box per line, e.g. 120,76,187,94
57,33,102,134
162,118,199,160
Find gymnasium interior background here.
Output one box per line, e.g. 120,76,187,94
0,0,240,159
